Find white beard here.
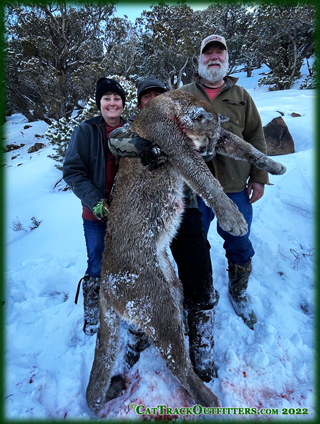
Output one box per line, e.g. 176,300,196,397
198,60,229,84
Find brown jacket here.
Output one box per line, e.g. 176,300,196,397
179,76,270,192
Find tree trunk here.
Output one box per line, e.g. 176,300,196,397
306,58,312,76
289,37,298,82
246,61,252,78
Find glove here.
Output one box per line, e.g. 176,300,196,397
109,132,152,158
92,199,110,221
109,123,132,139
140,144,168,171
109,114,138,139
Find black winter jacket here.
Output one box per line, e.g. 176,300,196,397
63,115,125,211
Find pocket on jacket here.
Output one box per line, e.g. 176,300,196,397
221,99,245,131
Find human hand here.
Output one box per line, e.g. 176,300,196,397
247,182,265,203
140,144,168,171
93,199,110,221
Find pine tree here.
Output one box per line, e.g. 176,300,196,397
5,3,116,123
134,3,201,88
252,4,315,90
299,58,317,89
46,98,98,171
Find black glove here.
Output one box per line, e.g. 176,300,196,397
140,144,168,171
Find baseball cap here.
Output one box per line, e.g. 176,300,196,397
137,77,167,102
200,34,227,54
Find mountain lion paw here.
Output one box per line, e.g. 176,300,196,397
272,162,287,175
216,201,248,236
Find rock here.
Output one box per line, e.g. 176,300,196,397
263,116,295,156
3,143,25,152
291,112,301,117
28,142,46,153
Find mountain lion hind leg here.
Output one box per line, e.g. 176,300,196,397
103,265,221,408
86,295,121,413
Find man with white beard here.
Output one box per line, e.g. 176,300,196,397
180,35,271,330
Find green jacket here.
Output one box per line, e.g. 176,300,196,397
179,76,270,192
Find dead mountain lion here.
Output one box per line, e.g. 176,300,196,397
86,90,286,412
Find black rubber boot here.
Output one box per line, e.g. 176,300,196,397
75,276,100,336
125,326,150,369
105,375,125,402
188,307,218,382
228,260,257,330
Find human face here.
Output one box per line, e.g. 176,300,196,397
100,92,123,125
198,43,229,84
138,88,165,110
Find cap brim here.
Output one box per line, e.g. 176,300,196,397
138,86,167,100
202,41,226,52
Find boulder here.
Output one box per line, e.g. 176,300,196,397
28,142,46,153
4,143,25,152
263,116,295,156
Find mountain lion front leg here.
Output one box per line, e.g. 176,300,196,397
166,142,248,237
217,128,286,175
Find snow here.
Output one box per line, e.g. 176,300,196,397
3,62,316,420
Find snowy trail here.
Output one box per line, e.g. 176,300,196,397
3,77,316,419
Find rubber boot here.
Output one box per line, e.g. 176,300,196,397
125,326,151,369
188,308,217,382
75,276,100,336
227,260,257,330
106,327,149,402
104,375,125,402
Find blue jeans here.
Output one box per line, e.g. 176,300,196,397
197,189,255,265
83,219,107,278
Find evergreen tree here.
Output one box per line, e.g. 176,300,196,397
5,2,116,123
99,17,140,80
299,58,317,89
4,2,316,126
200,3,256,75
134,2,201,89
252,3,315,90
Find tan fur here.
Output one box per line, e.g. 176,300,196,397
86,90,286,412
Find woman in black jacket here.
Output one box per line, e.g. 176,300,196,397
63,77,126,336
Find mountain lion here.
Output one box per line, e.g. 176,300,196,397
86,90,286,412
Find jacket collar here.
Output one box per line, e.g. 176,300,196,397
85,115,105,126
195,74,239,87
225,75,239,85
85,115,127,126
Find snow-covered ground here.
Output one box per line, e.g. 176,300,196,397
3,64,316,420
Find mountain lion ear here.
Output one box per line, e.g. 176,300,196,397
187,106,213,123
218,113,229,123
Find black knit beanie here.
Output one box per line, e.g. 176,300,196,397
95,77,126,110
